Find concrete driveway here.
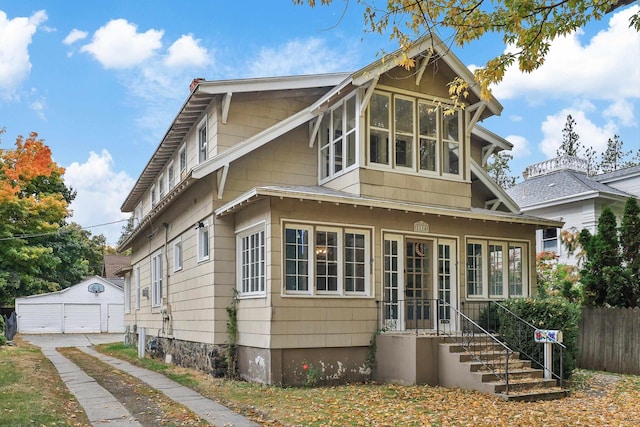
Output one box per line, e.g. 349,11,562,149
20,333,123,349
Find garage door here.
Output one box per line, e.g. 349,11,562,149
107,304,124,333
64,304,101,333
18,304,63,334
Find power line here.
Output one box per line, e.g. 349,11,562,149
0,219,129,242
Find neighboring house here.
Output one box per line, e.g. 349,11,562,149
506,157,639,265
15,276,124,334
118,35,560,386
103,254,131,279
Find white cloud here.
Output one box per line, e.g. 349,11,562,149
80,19,163,69
603,99,635,127
539,107,617,158
494,5,640,101
63,29,88,45
0,10,47,99
248,37,352,77
64,150,135,246
505,135,531,159
164,34,210,68
30,98,46,120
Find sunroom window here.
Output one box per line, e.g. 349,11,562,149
284,223,370,296
467,239,528,299
319,94,357,181
368,90,463,177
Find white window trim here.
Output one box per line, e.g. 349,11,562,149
151,250,163,308
124,273,131,314
198,117,208,164
167,160,175,190
318,93,359,184
236,223,266,298
197,220,210,263
282,221,373,297
178,144,187,179
158,172,165,199
150,184,157,207
466,238,529,300
134,264,140,310
173,237,183,272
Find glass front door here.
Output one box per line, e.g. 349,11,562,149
405,240,432,330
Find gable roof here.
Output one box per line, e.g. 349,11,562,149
506,168,633,210
121,33,503,213
594,165,640,184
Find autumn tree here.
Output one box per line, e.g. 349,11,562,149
295,0,639,99
0,130,106,305
485,151,516,189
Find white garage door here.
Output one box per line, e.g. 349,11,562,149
107,304,124,333
64,304,101,333
18,304,63,334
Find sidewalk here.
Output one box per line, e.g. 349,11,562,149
23,334,260,426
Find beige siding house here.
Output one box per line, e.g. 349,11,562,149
119,36,560,386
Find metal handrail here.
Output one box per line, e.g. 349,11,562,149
440,300,514,394
491,301,565,388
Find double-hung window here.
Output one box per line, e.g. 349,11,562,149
167,160,175,190
368,90,462,177
284,223,370,296
179,144,187,179
173,238,182,272
466,239,528,299
542,228,558,253
197,221,210,262
158,173,165,199
124,273,131,314
151,251,163,307
237,226,266,297
319,94,357,181
150,185,157,207
198,119,207,163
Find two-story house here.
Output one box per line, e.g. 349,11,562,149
507,157,639,265
119,35,560,386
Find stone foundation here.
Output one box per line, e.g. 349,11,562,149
142,334,231,377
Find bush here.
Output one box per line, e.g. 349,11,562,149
0,315,6,346
498,297,581,379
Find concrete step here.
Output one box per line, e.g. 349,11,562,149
475,368,543,383
490,377,558,394
470,359,532,372
496,387,570,402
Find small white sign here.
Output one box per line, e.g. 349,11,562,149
413,221,429,233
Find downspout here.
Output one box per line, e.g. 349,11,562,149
162,223,173,336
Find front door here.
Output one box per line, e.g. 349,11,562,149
382,235,457,331
405,239,432,330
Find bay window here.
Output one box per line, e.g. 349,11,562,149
467,239,528,299
319,94,357,181
284,223,371,296
368,90,463,177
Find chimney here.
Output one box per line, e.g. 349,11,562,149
190,78,205,92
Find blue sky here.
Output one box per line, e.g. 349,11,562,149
1,1,639,245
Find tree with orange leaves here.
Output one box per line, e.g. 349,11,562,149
0,130,76,305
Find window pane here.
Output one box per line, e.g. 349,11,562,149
489,244,504,296
369,129,389,164
444,142,459,174
395,137,413,168
467,243,483,296
395,98,413,133
419,103,437,137
419,138,436,171
316,230,338,292
370,93,389,129
285,228,309,292
509,245,523,296
346,132,356,167
443,111,459,142
346,232,367,293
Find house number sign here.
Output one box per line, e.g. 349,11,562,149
413,221,430,233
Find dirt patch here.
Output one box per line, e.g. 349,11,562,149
571,370,623,397
58,347,210,426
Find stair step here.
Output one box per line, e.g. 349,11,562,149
447,343,507,353
476,369,543,383
491,378,558,394
496,387,570,402
470,359,531,371
458,352,519,363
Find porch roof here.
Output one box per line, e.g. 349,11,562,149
214,185,563,228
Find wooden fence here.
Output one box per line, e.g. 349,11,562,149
578,306,640,375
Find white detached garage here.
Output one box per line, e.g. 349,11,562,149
16,276,124,334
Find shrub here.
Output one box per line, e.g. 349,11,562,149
498,297,581,379
0,315,6,346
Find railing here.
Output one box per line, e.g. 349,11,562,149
462,300,566,388
439,300,515,394
382,298,515,393
524,155,589,178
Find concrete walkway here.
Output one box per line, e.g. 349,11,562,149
22,334,260,427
